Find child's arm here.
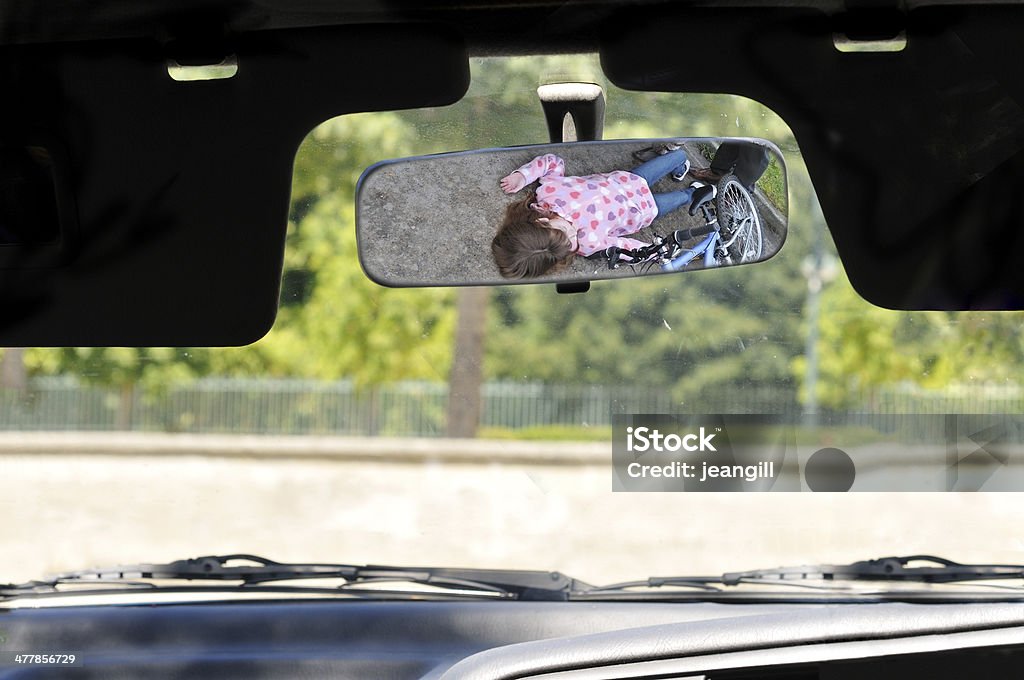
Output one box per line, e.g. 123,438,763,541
614,236,651,252
577,234,650,257
501,154,565,193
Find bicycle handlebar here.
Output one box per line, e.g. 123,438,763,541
603,222,719,271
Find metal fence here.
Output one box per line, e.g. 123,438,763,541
0,377,1022,437
0,377,790,435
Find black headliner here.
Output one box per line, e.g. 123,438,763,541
0,2,863,47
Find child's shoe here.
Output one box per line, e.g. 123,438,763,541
670,158,691,182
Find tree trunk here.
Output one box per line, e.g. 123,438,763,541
0,348,27,391
447,288,489,438
116,383,136,430
366,386,381,436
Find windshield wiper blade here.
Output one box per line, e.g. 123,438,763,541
581,555,1024,600
720,555,1024,586
1,554,590,602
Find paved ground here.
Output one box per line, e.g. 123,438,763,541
358,139,785,287
3,434,1024,588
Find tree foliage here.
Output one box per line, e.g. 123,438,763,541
206,113,457,386
802,270,1024,408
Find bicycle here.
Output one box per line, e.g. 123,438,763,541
600,172,764,273
714,172,763,264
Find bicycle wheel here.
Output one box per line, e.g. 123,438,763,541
715,174,763,263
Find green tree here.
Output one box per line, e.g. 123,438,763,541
24,347,204,428
797,269,1024,409
208,113,457,386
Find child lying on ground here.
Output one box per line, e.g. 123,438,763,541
491,149,714,278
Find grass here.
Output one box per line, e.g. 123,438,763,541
756,154,787,213
696,142,717,163
728,425,891,447
476,424,888,446
478,425,612,442
696,142,787,213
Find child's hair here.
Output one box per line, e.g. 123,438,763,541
491,190,575,279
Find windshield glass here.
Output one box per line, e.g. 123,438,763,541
2,54,1023,592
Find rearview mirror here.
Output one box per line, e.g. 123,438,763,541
356,138,787,287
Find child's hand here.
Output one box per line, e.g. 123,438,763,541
500,171,527,194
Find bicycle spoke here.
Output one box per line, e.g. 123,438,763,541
715,177,763,263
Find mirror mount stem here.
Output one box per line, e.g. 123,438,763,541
537,82,606,144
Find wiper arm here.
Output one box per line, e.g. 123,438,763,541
1,554,590,602
721,555,1024,586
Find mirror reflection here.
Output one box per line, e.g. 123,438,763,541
357,138,787,287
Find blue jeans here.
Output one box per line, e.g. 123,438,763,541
630,148,694,216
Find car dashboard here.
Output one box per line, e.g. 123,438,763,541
2,600,1024,679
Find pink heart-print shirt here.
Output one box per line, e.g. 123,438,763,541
514,153,658,256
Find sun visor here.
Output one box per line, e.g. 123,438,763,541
0,24,468,345
601,4,1024,309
